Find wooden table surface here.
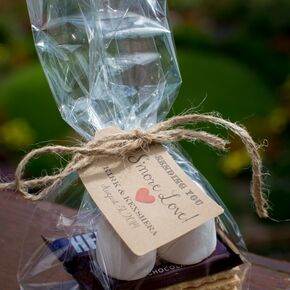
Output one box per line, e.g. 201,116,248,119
0,192,289,290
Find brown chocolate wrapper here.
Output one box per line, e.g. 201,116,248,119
44,232,243,290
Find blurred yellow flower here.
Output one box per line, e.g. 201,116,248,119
220,148,251,177
0,119,35,149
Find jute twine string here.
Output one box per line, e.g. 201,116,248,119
0,113,268,218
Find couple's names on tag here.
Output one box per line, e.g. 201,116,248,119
102,167,158,236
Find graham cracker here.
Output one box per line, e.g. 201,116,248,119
160,267,241,290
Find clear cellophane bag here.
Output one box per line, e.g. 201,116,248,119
19,1,250,289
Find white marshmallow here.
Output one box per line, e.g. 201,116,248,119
157,219,216,265
95,216,156,281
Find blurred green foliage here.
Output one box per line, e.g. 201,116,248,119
0,64,71,175
171,49,275,210
0,65,68,140
0,0,289,258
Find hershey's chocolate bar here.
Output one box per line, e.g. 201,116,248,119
44,232,242,290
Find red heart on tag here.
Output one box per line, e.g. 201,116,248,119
135,188,155,204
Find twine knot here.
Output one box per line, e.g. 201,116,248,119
0,113,269,218
133,129,153,148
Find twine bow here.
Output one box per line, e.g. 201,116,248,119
0,114,269,218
